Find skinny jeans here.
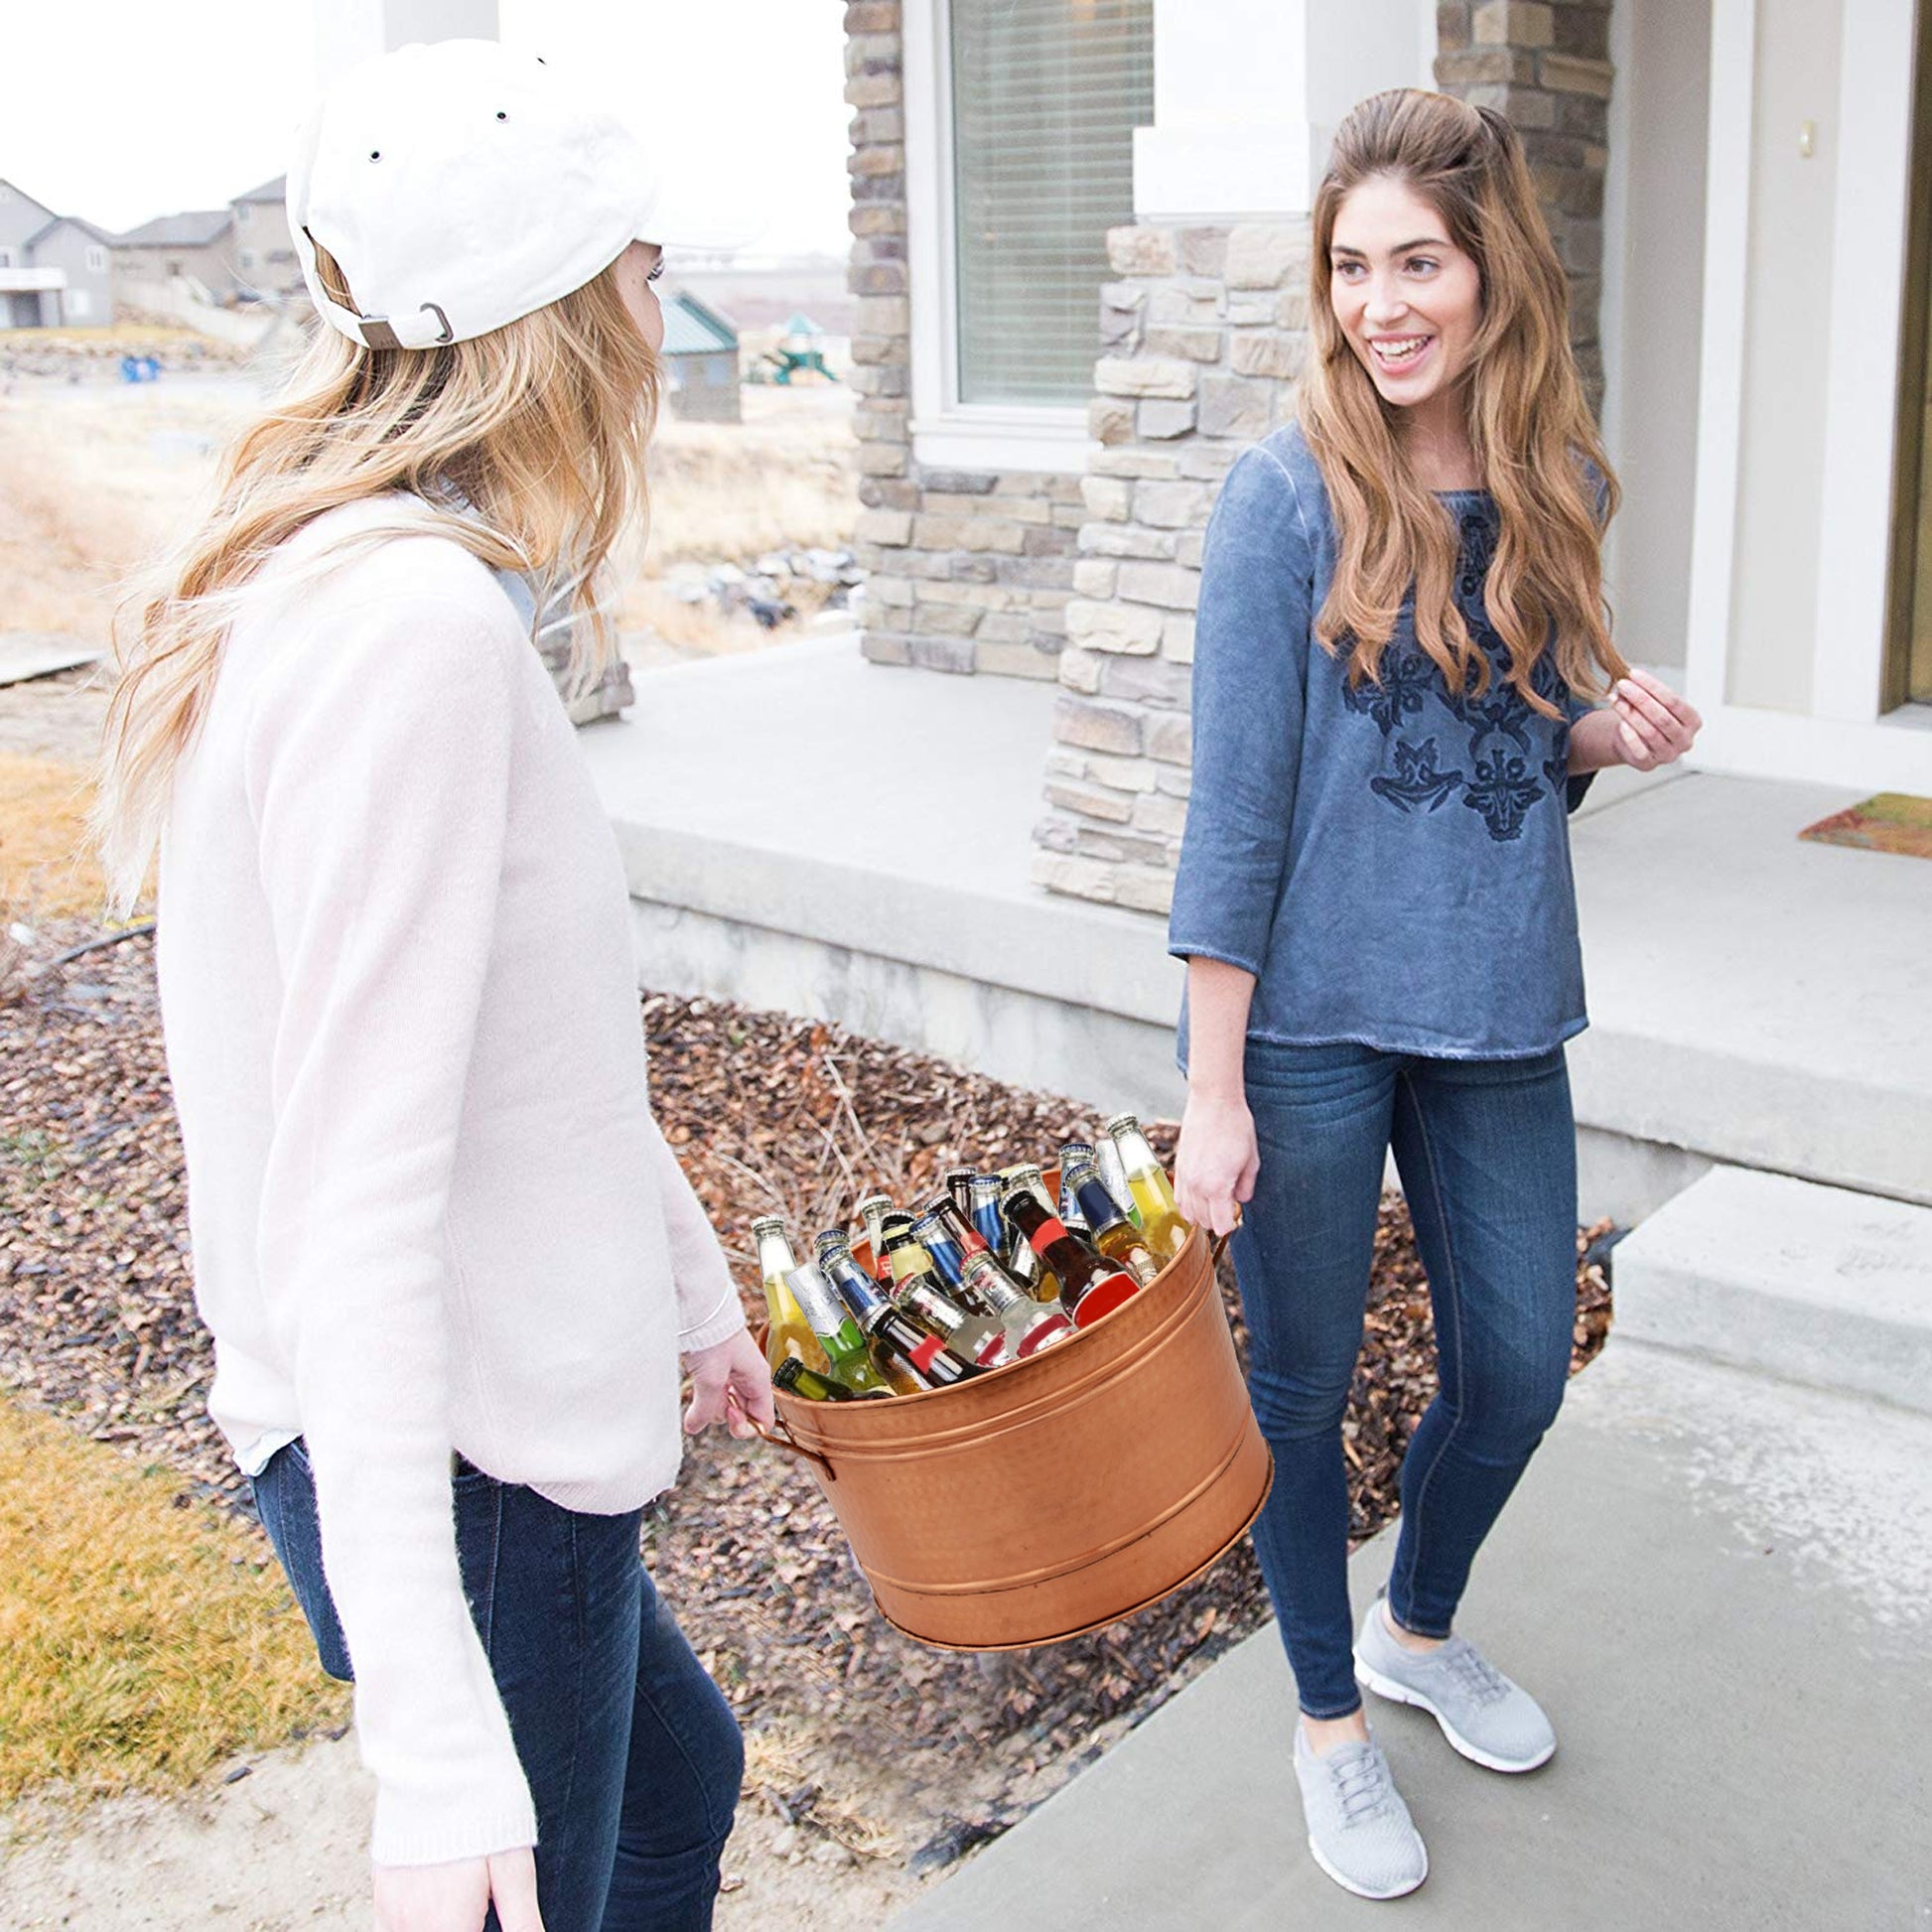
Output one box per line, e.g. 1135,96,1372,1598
252,1440,743,1931
1232,1038,1579,1719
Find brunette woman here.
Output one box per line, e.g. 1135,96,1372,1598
1171,89,1700,1900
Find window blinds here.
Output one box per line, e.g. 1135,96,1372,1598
949,0,1154,408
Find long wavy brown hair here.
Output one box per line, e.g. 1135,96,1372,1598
95,243,660,909
1301,87,1627,716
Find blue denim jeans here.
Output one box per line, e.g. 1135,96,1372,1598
1233,1038,1579,1719
251,1441,743,1931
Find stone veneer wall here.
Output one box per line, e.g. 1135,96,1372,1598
844,0,1084,681
1032,6,1615,908
1030,223,1311,915
1437,0,1612,402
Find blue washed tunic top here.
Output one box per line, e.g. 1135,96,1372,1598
1169,424,1595,1062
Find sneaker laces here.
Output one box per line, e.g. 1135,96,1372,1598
1441,1638,1511,1707
1328,1743,1395,1827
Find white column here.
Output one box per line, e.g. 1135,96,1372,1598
1133,0,1422,222
315,0,500,85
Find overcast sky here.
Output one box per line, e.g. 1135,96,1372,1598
6,0,853,254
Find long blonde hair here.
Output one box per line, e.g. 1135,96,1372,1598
95,244,660,908
1301,88,1627,716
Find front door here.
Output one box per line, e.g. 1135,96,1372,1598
1889,0,1932,707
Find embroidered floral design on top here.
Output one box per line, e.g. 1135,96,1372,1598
1341,645,1435,736
1349,501,1577,843
1371,738,1463,813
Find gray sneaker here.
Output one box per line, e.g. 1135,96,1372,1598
1354,1595,1556,1772
1292,1723,1428,1900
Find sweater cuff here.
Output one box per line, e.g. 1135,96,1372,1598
679,1294,750,1355
369,1781,537,1869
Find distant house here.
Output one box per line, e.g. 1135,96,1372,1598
113,207,237,304
0,179,115,328
230,175,305,299
661,288,741,423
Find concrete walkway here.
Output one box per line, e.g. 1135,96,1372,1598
889,1340,1932,1930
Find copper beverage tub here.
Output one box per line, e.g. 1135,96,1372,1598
760,1192,1270,1652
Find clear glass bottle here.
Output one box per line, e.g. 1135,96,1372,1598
1105,1114,1191,1262
754,1215,829,1375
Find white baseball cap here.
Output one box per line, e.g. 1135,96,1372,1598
290,39,750,350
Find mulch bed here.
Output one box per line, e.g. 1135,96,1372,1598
0,918,1610,1856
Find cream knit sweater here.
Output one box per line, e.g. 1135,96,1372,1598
155,498,746,1865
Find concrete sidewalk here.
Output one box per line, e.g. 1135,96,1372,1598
889,1341,1932,1930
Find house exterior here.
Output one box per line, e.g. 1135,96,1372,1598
113,207,238,303
661,287,743,423
845,0,1932,916
231,175,306,299
0,181,115,328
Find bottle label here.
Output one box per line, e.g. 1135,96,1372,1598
908,1333,944,1372
1029,1214,1069,1255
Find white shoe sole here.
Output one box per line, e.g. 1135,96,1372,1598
1354,1656,1556,1774
1306,1831,1428,1901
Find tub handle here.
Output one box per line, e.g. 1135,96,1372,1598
751,1415,836,1482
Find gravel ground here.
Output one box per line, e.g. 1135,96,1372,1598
0,913,1611,1919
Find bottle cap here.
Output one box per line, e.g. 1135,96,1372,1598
750,1213,788,1238
1103,1113,1141,1137
855,1191,895,1215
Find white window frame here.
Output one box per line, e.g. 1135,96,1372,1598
901,0,1099,474
85,244,107,274
0,247,14,269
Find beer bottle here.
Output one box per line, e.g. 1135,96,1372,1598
856,1193,897,1283
958,1251,1075,1357
1094,1133,1142,1228
773,1356,857,1402
968,1173,1007,1254
1070,1170,1163,1286
754,1215,830,1375
892,1268,1013,1368
868,1302,987,1387
914,1195,1025,1293
909,1203,973,1292
999,1163,1061,1301
785,1262,898,1397
813,1226,855,1270
1001,1186,1140,1328
943,1166,978,1218
820,1241,926,1395
1105,1114,1191,1262
880,1217,936,1289
1056,1141,1096,1231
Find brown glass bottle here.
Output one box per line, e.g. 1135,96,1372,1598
1000,1186,1140,1328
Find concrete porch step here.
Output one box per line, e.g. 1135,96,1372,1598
1612,1164,1932,1415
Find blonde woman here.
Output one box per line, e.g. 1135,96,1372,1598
1171,91,1699,1900
97,42,771,1932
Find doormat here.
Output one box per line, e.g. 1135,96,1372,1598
1798,792,1932,859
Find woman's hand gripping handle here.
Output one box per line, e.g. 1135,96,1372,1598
1173,956,1260,1240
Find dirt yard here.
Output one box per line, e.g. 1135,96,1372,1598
0,342,857,662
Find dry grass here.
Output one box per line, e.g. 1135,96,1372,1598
0,375,856,654
0,755,105,918
0,1397,348,1810
643,390,857,568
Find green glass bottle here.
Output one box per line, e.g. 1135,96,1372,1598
773,1356,857,1402
784,1262,897,1397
